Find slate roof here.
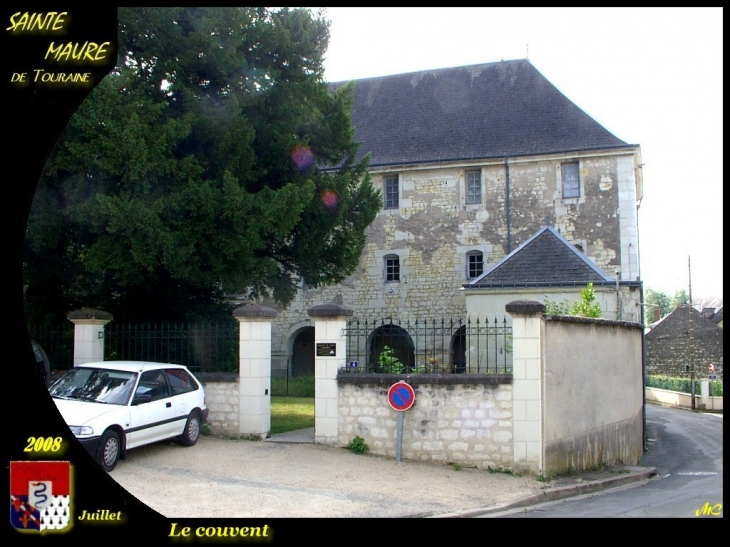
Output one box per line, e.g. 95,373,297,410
330,59,633,168
465,226,614,288
646,304,723,340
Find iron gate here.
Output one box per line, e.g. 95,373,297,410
343,317,512,374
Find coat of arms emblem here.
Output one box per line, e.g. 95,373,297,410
10,461,71,532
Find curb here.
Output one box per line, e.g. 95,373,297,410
430,466,658,518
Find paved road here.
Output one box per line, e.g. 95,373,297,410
488,404,723,517
109,426,654,518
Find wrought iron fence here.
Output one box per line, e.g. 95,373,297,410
104,320,240,374
27,323,75,371
343,317,512,374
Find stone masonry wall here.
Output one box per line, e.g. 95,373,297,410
646,305,724,379
200,380,240,435
338,377,514,470
269,151,640,375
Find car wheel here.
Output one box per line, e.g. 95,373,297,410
97,430,121,472
178,411,201,447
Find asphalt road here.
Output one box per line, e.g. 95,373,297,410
487,404,724,518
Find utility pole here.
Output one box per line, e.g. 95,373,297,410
689,256,695,410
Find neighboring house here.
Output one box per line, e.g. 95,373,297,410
646,304,724,380
266,59,644,377
702,306,723,329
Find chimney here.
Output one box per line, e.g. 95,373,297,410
653,308,661,322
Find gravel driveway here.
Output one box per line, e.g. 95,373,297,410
109,434,547,518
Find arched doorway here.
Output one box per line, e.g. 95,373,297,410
291,326,315,377
451,326,467,373
368,324,415,372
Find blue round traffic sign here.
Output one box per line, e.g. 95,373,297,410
388,381,415,411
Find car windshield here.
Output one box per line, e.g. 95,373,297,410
50,368,137,405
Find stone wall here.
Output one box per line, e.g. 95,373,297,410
646,305,724,379
541,316,644,473
199,379,240,435
268,150,641,375
646,386,723,412
337,374,514,469
193,308,645,477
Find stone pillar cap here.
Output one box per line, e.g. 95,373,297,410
308,303,354,318
505,300,546,314
67,307,114,321
232,303,278,319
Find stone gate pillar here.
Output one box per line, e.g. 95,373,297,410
233,303,278,439
506,300,545,475
308,304,353,446
67,308,113,367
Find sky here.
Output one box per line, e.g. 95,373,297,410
316,7,723,300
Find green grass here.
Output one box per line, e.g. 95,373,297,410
271,375,315,397
270,396,314,435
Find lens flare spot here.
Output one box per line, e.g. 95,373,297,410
291,145,314,170
322,191,338,208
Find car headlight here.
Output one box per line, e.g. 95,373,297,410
68,426,94,436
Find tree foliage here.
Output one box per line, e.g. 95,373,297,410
24,8,381,323
544,283,602,318
643,288,672,325
672,289,689,307
571,283,602,318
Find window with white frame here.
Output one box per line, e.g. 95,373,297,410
561,162,580,199
467,251,484,279
384,175,399,209
384,255,400,282
466,171,481,204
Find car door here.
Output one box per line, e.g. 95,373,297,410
164,368,201,436
125,369,177,449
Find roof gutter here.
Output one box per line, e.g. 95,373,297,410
462,280,644,290
357,144,641,172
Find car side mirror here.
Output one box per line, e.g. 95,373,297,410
133,394,152,405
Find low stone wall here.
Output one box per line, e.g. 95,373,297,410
337,374,514,469
646,387,723,412
198,375,240,435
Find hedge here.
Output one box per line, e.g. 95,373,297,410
646,375,723,397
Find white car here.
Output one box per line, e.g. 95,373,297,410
50,361,209,472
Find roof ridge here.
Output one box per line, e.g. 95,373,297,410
467,225,614,287
329,58,531,84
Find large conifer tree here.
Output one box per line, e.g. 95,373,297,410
25,8,380,322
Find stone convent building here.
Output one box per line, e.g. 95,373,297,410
265,59,644,377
